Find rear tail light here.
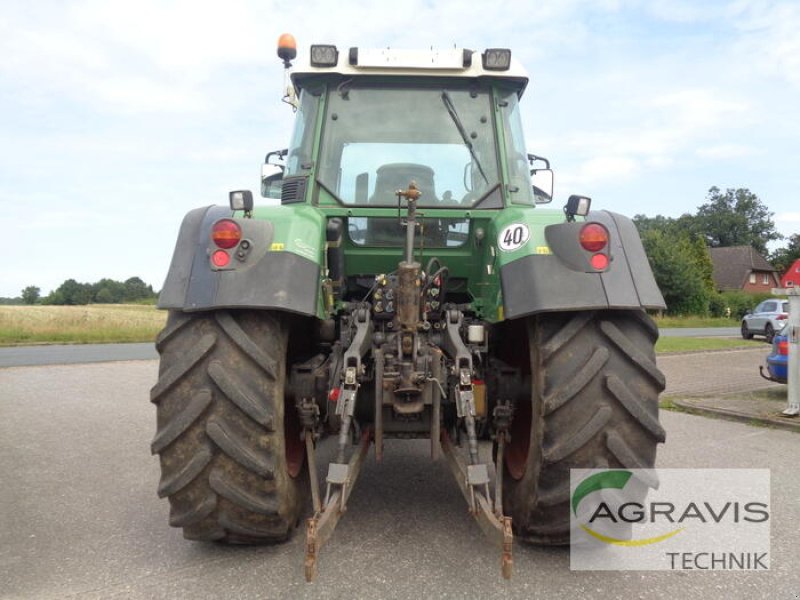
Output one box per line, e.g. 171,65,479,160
579,223,609,252
778,340,789,356
777,314,788,320
590,254,609,270
211,219,242,249
211,250,230,268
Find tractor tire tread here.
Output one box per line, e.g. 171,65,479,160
151,310,306,544
504,310,665,545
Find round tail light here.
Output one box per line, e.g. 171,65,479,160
579,223,609,252
211,250,231,268
590,253,609,270
212,219,242,249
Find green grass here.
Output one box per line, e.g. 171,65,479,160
655,336,764,353
653,315,739,328
0,304,166,345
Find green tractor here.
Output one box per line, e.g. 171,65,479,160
151,36,666,580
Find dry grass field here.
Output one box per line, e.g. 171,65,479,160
0,304,167,345
0,305,762,352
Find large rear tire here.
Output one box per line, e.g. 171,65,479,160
501,310,666,544
150,310,308,543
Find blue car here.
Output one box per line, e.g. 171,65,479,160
760,324,789,384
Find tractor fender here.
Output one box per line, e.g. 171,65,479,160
158,205,322,316
500,210,665,319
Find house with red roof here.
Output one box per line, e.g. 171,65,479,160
781,258,800,288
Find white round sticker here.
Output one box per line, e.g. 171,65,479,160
498,223,530,252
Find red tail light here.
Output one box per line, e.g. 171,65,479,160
211,219,242,249
211,249,230,268
579,223,609,252
590,253,609,270
778,340,789,356
777,314,788,320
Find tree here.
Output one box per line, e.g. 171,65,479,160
39,276,157,305
21,285,40,305
633,212,705,241
123,277,153,301
94,288,115,304
689,235,715,294
47,279,92,305
92,278,126,303
696,187,782,254
641,230,710,315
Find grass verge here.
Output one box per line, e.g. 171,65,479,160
0,304,167,345
653,315,739,328
655,336,764,353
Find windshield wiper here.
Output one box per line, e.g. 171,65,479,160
441,90,489,185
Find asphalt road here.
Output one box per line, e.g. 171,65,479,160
1,359,798,599
0,343,157,367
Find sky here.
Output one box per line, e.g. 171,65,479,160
1,0,799,297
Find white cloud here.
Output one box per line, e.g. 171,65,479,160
651,89,748,129
695,144,756,159
576,156,640,183
732,0,800,87
776,212,800,224
86,75,211,114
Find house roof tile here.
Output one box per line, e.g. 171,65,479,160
709,246,777,290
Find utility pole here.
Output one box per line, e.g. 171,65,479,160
773,287,800,416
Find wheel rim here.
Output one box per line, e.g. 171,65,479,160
505,394,531,480
741,323,748,338
284,396,305,478
765,324,774,342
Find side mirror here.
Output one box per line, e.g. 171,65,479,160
531,169,553,204
528,154,553,204
261,163,284,199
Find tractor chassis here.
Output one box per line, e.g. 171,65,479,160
302,425,514,581
301,190,514,581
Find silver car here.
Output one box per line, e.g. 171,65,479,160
741,298,789,342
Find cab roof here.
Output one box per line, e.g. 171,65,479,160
288,45,530,96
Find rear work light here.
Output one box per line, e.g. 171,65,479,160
310,44,338,67
579,223,609,252
211,219,242,249
482,48,511,70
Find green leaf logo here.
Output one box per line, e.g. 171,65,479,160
572,470,632,516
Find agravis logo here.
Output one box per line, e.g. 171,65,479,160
570,469,771,571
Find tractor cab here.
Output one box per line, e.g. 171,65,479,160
264,43,545,205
